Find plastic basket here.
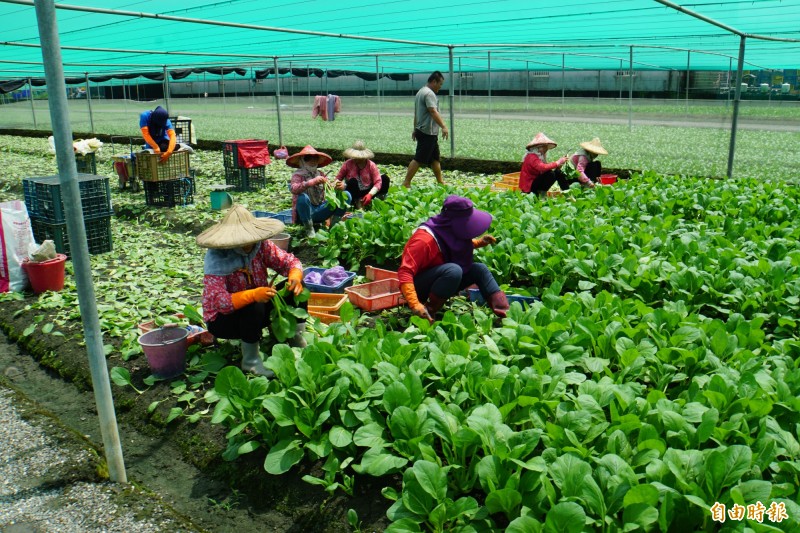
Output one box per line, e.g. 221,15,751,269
501,172,520,185
143,176,195,207
308,293,348,314
252,209,293,224
75,152,97,174
345,279,404,311
303,267,356,293
225,166,267,192
30,215,113,256
135,151,191,182
599,174,618,185
23,174,112,224
309,309,342,324
492,181,519,191
365,265,398,282
169,117,192,144
468,289,540,307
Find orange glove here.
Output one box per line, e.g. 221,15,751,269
473,234,496,248
140,126,160,153
400,282,433,323
286,268,304,296
160,129,177,162
231,287,276,310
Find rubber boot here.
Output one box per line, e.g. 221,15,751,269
303,220,316,238
289,322,307,349
488,291,510,318
329,215,342,227
425,293,449,318
240,341,275,378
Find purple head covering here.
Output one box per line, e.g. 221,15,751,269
421,195,492,272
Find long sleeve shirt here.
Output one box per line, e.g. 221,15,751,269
290,169,326,222
202,240,302,323
570,151,595,186
519,152,559,193
398,229,481,285
336,159,382,192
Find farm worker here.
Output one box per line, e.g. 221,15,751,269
197,205,307,378
570,137,608,185
519,132,574,196
403,71,449,188
398,195,509,322
288,145,351,238
139,105,176,163
335,140,390,209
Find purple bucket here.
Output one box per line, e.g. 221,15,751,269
138,327,189,379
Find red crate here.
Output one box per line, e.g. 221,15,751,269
345,279,404,311
365,265,398,282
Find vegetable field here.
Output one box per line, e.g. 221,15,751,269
1,133,800,532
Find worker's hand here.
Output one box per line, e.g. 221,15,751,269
410,303,433,323
411,130,417,141
361,193,373,207
441,126,449,140
159,151,172,163
231,286,276,309
334,179,345,191
286,268,304,296
311,176,327,187
475,234,497,248
253,286,277,303
556,157,567,167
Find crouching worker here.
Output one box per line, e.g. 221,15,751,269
288,145,351,238
398,195,509,322
336,140,390,208
139,105,176,162
197,205,307,378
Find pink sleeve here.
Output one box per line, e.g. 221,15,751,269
572,155,592,184
370,161,382,189
336,160,350,181
259,240,302,276
290,172,309,194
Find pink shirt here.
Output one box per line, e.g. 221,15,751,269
336,159,382,191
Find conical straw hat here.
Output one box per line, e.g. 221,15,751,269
526,132,557,150
580,137,608,155
196,204,284,249
342,140,375,160
286,145,333,168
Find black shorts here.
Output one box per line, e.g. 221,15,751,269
413,129,440,165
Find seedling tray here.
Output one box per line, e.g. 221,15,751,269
345,278,404,311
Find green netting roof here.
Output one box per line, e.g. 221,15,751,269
1,0,799,81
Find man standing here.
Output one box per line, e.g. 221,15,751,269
404,71,449,188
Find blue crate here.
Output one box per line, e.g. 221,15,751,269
252,209,293,224
468,289,540,307
303,267,356,294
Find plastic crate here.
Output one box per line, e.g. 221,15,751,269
365,265,398,282
225,165,267,192
303,267,356,294
492,181,519,191
345,279,404,311
75,153,97,174
252,209,293,224
30,215,113,256
135,151,191,182
169,117,192,144
501,172,520,185
308,293,348,314
23,174,112,224
468,289,540,307
309,309,342,324
143,176,195,207
223,139,270,170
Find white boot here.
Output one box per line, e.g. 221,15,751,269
303,220,316,238
240,341,274,378
289,322,307,349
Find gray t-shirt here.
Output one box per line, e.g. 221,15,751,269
414,86,439,136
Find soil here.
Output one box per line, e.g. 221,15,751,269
0,274,393,532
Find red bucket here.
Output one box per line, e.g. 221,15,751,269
22,254,67,294
599,174,617,185
138,327,188,379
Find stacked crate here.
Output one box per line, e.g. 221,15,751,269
169,116,193,145
222,140,269,192
74,152,97,174
135,151,194,207
23,174,113,256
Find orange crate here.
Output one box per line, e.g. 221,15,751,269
308,292,348,314
309,309,342,324
492,181,519,191
501,172,520,185
365,265,398,282
345,279,404,311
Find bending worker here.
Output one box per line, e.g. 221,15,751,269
139,105,176,162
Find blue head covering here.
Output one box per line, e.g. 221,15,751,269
148,106,169,138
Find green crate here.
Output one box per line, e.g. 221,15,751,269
30,215,113,256
23,174,112,224
75,153,97,174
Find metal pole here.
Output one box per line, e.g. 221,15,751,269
448,46,455,158
289,62,294,115
274,57,283,147
458,57,462,112
487,50,491,121
619,59,623,101
221,67,226,109
376,56,381,121
525,61,529,110
726,57,731,108
685,50,690,114
727,36,746,178
561,53,565,108
33,0,126,483
628,46,633,131
251,67,255,108
597,69,601,101
85,73,94,134
163,65,170,113
307,63,311,110
28,78,37,128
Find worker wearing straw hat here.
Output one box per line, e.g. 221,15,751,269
570,137,608,186
518,132,573,196
335,140,390,208
197,205,307,378
287,145,351,238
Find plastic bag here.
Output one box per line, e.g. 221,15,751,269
274,146,288,159
47,136,103,155
321,266,349,286
0,200,35,292
28,240,57,263
304,271,322,285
